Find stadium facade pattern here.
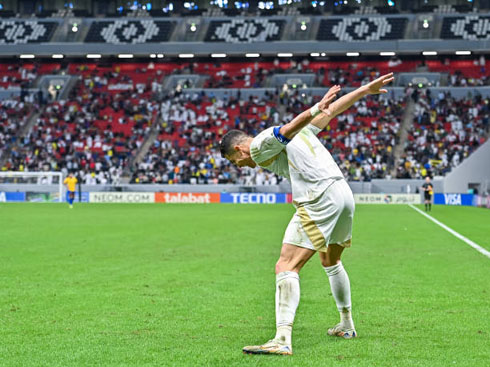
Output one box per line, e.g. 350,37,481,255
0,13,489,55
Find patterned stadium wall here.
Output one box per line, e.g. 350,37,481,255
441,15,490,40
84,20,174,44
205,19,285,43
317,17,408,41
0,20,58,44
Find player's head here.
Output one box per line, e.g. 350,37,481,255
219,130,256,168
425,176,431,183
68,172,74,178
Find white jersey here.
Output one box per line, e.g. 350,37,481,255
250,125,344,204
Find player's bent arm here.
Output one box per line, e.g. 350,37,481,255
311,72,395,132
279,85,341,140
310,87,368,131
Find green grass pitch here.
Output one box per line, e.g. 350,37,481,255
1,203,489,366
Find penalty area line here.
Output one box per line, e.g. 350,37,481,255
408,204,490,259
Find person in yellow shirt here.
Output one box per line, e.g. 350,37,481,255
63,173,78,209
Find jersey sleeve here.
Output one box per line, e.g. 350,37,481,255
306,124,322,136
63,178,68,184
250,127,286,165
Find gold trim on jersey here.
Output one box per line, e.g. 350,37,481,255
288,159,299,170
298,133,316,156
296,207,326,251
260,154,280,167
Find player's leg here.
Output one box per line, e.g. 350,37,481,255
243,243,315,355
319,245,356,338
321,179,357,338
69,191,74,208
66,190,72,208
274,244,316,344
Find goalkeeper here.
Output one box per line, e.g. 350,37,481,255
219,73,394,355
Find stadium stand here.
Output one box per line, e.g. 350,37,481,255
397,91,489,178
0,62,61,89
0,56,489,185
317,95,406,181
0,98,33,164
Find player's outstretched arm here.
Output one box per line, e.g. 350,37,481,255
279,85,340,140
310,72,395,131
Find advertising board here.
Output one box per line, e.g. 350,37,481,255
155,192,220,203
89,192,155,203
220,193,288,204
0,192,26,202
354,194,421,204
433,193,475,206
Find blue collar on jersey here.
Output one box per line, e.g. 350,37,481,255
273,126,291,145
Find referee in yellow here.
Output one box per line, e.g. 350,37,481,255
63,172,78,208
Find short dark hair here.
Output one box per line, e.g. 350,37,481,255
219,130,249,158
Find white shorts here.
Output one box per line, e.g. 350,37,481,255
283,179,355,252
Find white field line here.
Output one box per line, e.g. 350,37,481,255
408,204,490,259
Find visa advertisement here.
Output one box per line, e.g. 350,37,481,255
433,193,475,206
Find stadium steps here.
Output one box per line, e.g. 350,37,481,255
58,76,81,100
390,97,415,177
120,112,162,183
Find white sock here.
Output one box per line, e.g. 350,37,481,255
274,271,300,345
324,262,354,330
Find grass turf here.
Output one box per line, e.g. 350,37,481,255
0,203,489,366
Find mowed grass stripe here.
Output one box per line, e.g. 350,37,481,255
0,204,489,367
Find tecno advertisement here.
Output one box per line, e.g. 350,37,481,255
220,193,289,204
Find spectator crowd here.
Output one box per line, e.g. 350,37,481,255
1,59,489,186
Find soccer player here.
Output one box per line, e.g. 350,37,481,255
219,73,394,355
63,172,77,209
422,176,433,212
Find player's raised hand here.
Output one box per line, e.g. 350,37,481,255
318,85,341,115
363,72,395,95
